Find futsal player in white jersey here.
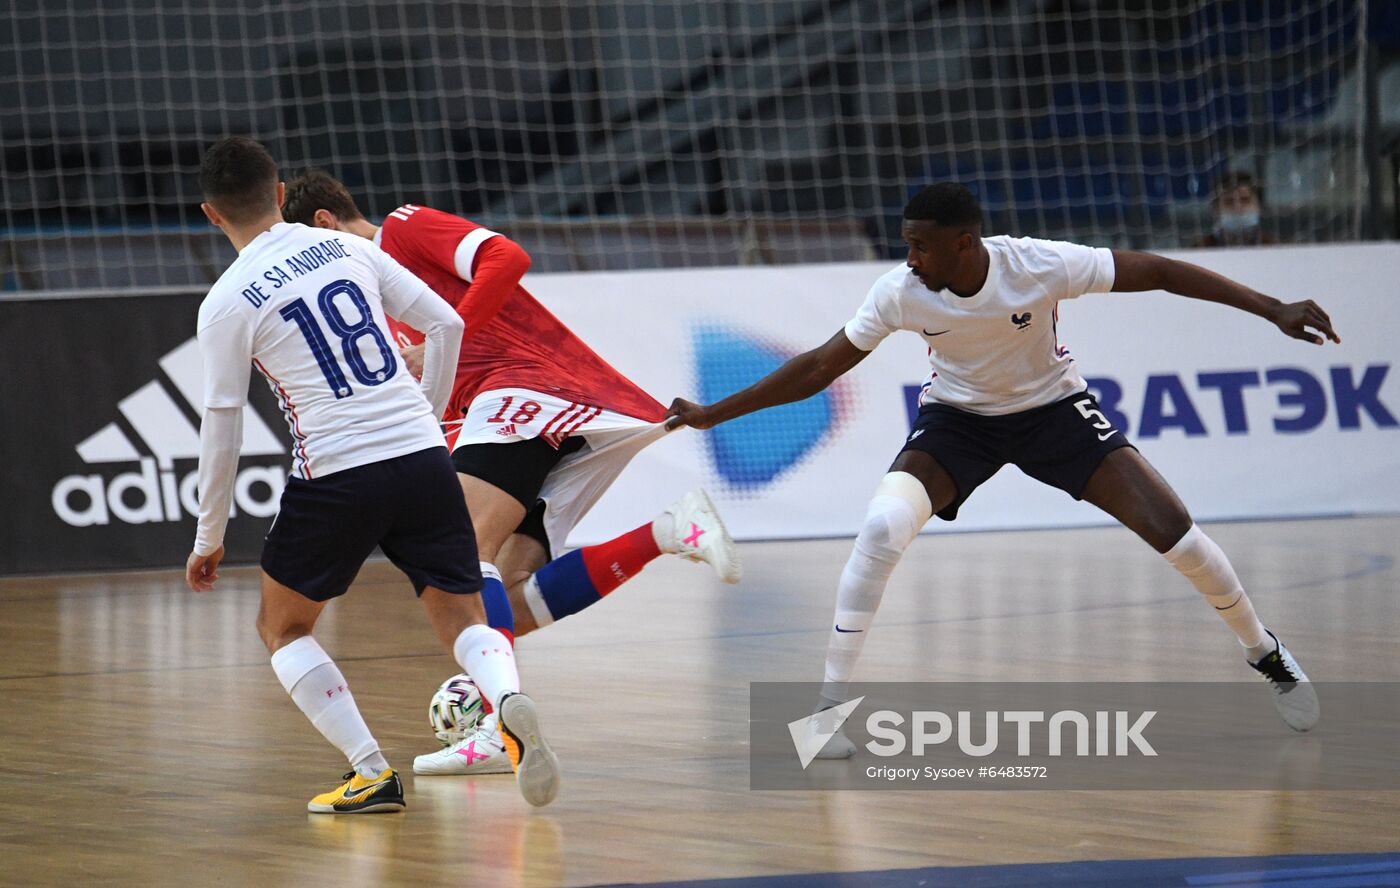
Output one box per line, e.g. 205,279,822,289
668,183,1340,750
183,137,561,811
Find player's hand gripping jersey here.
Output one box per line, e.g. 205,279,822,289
846,236,1116,415
373,205,665,425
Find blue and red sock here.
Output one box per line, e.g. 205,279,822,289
479,562,515,645
525,523,661,625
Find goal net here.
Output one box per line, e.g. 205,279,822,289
0,0,1369,293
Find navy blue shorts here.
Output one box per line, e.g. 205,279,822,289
261,446,483,602
900,391,1134,522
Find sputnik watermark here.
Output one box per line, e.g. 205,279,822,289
755,682,1400,790
865,709,1157,757
789,700,1156,769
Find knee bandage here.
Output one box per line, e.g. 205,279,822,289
854,472,933,569
1164,524,1242,605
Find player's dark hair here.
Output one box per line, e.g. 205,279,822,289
282,169,366,227
903,182,982,228
1212,170,1264,206
198,137,279,225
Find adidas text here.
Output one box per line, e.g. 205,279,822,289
52,337,287,528
52,458,283,527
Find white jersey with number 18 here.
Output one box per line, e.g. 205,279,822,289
197,222,455,480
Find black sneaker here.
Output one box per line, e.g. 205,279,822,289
1248,631,1320,732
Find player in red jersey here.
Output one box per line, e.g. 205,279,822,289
283,171,740,775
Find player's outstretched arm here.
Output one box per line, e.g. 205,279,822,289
1110,249,1340,346
666,329,868,430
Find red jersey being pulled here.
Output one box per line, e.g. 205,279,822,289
374,204,664,424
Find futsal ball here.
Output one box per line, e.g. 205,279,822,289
429,673,485,746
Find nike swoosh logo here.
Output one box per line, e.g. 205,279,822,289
834,625,863,633
341,778,393,800
922,329,950,337
1097,430,1118,441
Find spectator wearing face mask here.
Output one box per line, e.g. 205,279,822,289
1195,171,1277,248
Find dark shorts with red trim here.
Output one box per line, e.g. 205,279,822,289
262,446,482,602
900,391,1134,522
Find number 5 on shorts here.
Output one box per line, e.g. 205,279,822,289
1075,398,1113,431
1075,397,1118,441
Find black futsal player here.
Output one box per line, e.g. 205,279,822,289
668,183,1338,754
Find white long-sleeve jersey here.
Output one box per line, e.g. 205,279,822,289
192,222,463,554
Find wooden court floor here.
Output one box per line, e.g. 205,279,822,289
2,517,1397,887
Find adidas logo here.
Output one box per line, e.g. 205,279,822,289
495,423,518,437
51,338,287,528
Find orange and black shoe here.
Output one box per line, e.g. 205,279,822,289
498,693,561,807
307,768,406,814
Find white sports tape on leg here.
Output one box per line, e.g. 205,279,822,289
822,473,933,690
873,471,934,525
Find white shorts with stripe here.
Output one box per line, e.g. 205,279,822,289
453,388,669,553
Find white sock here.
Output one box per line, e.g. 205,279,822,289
651,511,675,552
453,624,520,711
270,636,388,780
820,477,930,707
1163,524,1271,653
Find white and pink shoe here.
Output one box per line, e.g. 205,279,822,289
413,713,514,776
657,489,741,584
